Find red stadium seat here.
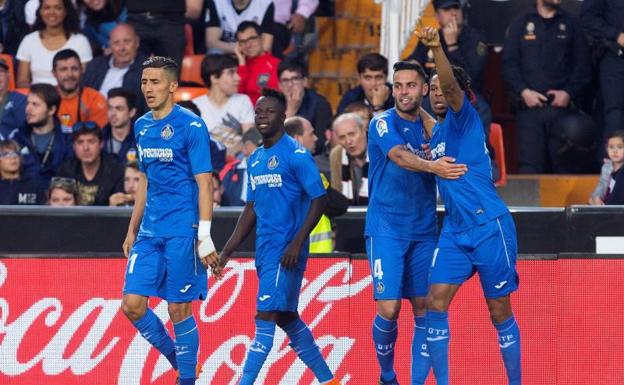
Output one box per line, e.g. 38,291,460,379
174,87,208,102
0,54,16,90
181,54,205,86
489,123,507,187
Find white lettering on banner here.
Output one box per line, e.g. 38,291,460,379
0,260,372,384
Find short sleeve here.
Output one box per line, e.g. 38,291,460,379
246,167,255,202
238,94,255,124
68,34,93,63
15,33,35,62
368,116,404,157
292,148,325,199
261,3,275,34
204,0,221,28
448,94,480,135
133,121,146,172
186,119,213,175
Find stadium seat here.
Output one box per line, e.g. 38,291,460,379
184,24,194,56
181,54,205,87
489,123,507,187
174,87,208,102
0,54,16,90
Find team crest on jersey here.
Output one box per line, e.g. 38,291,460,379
376,119,388,137
376,281,385,294
267,155,279,170
161,124,174,140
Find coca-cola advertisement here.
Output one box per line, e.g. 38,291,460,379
0,257,622,384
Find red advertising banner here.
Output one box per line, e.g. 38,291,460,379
0,258,622,385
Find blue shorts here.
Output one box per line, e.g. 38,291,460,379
122,236,208,302
256,260,305,312
429,214,519,299
366,236,436,300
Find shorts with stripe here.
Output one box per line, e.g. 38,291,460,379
256,259,306,312
429,213,519,299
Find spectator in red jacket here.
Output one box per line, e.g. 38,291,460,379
235,21,280,105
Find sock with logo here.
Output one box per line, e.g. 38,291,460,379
425,310,449,385
132,308,177,369
494,315,521,385
239,319,276,385
372,314,398,382
412,316,431,385
173,316,199,383
282,318,333,383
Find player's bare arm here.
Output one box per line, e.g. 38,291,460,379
419,107,436,139
417,27,465,112
388,145,467,179
122,171,147,257
281,195,328,268
195,172,217,268
211,202,257,279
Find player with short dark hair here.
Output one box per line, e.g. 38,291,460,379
366,60,467,385
418,27,521,385
209,88,340,385
120,56,216,385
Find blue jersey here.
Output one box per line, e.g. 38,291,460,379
246,133,326,267
135,104,213,237
365,108,437,241
429,95,508,232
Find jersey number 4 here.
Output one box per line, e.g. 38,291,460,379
373,258,383,280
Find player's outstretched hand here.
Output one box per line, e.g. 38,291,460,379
416,27,441,48
281,240,301,268
122,231,136,258
432,156,468,179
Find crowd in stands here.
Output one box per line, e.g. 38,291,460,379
0,0,623,208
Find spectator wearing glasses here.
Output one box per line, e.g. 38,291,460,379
47,176,79,206
235,21,280,104
0,139,46,205
56,121,124,205
278,60,332,155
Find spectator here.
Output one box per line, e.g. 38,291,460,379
83,23,147,113
0,0,31,55
272,0,318,58
109,160,140,206
220,127,262,206
102,87,137,165
204,0,274,54
580,0,624,157
20,83,72,185
16,0,92,87
591,130,624,205
503,0,591,173
177,99,228,173
235,21,280,104
53,49,108,132
0,139,45,204
278,60,332,154
284,116,317,154
56,121,124,205
0,58,27,140
124,0,187,67
192,54,254,153
337,53,394,115
78,0,127,53
343,101,373,133
47,175,78,205
329,112,369,205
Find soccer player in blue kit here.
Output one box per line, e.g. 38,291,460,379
366,61,467,385
120,57,217,385
417,27,522,385
208,89,341,385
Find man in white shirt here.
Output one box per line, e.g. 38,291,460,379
192,53,254,155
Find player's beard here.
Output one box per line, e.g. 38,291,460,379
396,98,421,115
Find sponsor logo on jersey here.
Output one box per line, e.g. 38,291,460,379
160,124,174,140
250,173,283,190
141,148,174,162
267,155,279,170
430,142,446,159
376,119,388,137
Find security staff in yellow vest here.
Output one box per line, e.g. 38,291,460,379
284,116,348,253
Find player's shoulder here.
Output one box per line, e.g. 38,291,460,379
369,108,397,138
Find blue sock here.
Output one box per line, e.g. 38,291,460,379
173,316,199,382
372,314,398,382
282,318,333,383
239,319,276,385
132,308,177,370
425,311,449,385
494,315,521,385
412,316,430,385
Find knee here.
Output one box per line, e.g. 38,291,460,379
276,312,298,329
487,299,512,324
376,301,401,320
121,298,146,322
167,302,192,323
426,293,449,313
410,297,427,317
